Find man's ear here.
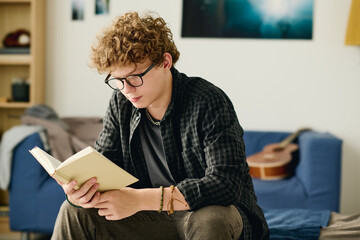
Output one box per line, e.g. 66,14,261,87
162,53,173,69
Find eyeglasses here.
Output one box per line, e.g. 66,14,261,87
104,64,155,90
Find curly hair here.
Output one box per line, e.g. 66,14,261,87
89,12,180,73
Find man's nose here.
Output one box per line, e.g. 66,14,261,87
121,81,135,94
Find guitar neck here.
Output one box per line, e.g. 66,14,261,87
275,128,311,151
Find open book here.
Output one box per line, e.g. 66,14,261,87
29,146,138,192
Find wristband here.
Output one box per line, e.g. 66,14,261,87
65,194,83,208
158,186,164,213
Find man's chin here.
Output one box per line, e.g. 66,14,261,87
130,102,146,109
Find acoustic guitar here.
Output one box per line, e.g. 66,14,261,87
246,128,311,180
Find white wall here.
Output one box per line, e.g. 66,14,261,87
46,0,360,214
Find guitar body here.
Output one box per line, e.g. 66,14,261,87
246,143,298,180
246,128,310,180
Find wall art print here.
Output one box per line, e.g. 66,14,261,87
182,0,314,39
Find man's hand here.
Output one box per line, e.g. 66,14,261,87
95,188,142,220
56,177,100,208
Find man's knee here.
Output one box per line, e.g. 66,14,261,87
189,205,241,228
52,201,100,240
58,200,98,222
58,200,83,217
185,205,243,239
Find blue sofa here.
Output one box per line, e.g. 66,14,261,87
243,130,342,212
9,130,342,236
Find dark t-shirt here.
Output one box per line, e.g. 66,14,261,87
138,109,175,188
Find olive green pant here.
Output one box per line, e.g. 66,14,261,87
51,201,243,240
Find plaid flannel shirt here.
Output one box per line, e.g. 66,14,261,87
95,67,269,240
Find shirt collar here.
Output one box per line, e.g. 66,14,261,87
162,67,183,120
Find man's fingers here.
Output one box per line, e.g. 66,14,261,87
63,180,78,195
97,190,113,203
94,201,108,209
98,208,108,216
78,183,99,204
105,215,116,221
72,177,97,199
81,191,101,208
98,208,115,220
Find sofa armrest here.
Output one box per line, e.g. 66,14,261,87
296,131,342,200
9,132,64,233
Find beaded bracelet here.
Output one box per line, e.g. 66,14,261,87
158,186,164,213
65,194,83,208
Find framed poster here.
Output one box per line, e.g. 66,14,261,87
72,0,85,21
182,0,314,39
95,0,110,15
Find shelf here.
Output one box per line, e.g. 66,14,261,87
0,0,31,3
0,206,9,215
0,54,31,65
0,102,31,109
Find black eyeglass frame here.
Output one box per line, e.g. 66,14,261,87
104,63,155,90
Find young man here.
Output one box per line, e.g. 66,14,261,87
52,12,269,240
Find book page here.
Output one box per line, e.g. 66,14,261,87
29,147,62,175
59,146,93,168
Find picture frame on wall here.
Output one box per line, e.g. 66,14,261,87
72,0,85,21
182,0,314,39
95,0,110,15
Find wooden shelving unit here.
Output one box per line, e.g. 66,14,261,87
0,0,46,136
0,0,46,234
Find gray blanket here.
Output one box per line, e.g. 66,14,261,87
0,125,46,189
